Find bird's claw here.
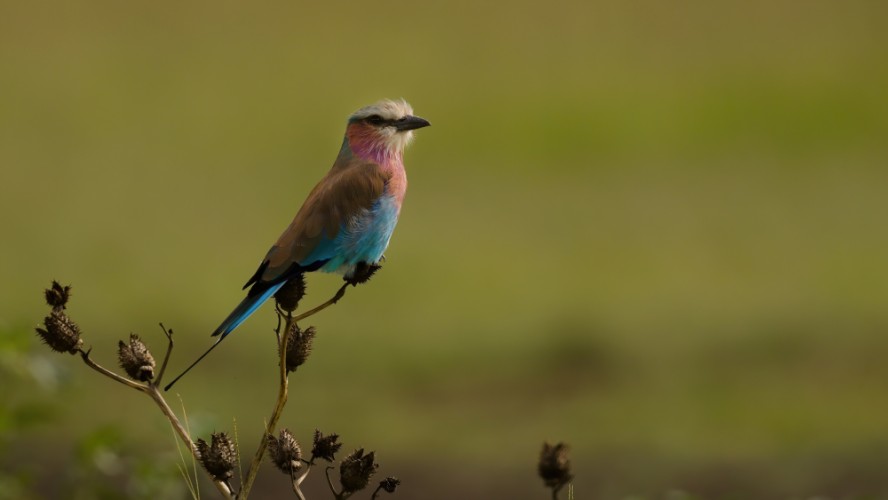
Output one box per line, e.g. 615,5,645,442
346,262,382,286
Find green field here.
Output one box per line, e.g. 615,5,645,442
2,0,888,498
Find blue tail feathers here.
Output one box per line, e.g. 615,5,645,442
211,282,286,339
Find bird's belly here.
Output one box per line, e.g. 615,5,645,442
321,195,400,276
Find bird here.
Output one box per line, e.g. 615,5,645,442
164,99,430,391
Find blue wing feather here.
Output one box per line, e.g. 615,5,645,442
211,281,286,339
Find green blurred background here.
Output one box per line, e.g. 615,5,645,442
2,0,887,498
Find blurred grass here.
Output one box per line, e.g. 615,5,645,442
2,0,888,497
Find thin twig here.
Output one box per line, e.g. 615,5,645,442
370,484,383,500
155,323,174,385
78,348,147,392
290,283,348,323
288,464,312,500
274,307,284,344
325,466,342,499
240,312,293,497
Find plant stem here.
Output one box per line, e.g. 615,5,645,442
370,484,383,499
79,348,146,392
239,312,293,498
290,283,348,323
77,347,234,499
325,466,345,500
290,464,311,500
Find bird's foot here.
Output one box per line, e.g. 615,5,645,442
346,262,382,287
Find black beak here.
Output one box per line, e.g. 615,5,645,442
394,115,431,131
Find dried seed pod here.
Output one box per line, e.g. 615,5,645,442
268,428,302,474
281,323,315,372
379,476,401,493
197,432,237,481
35,310,83,354
538,441,573,489
117,334,156,381
339,448,377,493
311,430,342,463
44,281,71,310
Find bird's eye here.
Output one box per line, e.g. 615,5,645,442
366,115,385,125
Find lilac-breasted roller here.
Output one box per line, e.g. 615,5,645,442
165,99,429,390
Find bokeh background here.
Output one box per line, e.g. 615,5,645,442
2,0,887,498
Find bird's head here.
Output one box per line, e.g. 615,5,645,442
345,99,430,163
